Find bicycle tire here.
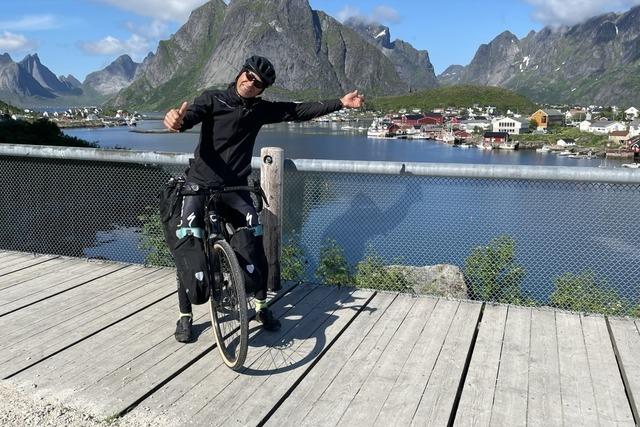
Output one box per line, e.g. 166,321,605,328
208,240,249,370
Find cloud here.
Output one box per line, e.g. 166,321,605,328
80,34,150,58
372,6,401,24
0,15,60,31
0,31,37,51
525,0,640,26
336,4,402,25
124,19,168,39
97,0,210,22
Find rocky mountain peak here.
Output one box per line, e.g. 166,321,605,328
345,18,392,49
83,55,140,96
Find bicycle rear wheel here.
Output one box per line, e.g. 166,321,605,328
209,240,248,370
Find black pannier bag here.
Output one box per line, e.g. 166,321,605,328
158,175,185,253
229,227,267,294
158,175,211,305
173,235,211,305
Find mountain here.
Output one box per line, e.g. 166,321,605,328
0,53,140,107
113,0,438,109
19,54,81,95
83,55,140,95
437,6,640,105
344,18,438,91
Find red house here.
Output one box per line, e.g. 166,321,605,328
483,131,509,143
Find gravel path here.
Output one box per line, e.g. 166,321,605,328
0,382,168,427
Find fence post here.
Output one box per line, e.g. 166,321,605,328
260,147,283,292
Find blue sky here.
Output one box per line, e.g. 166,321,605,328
2,0,640,81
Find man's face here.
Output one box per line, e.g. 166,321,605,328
236,70,265,98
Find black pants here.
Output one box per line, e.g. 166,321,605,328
176,190,268,314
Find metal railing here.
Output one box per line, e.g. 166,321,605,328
1,144,639,317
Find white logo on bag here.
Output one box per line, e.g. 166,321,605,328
188,212,196,227
195,271,204,281
246,264,255,274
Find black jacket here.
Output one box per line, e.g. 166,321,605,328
180,85,343,187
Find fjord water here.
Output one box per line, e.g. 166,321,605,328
63,121,639,302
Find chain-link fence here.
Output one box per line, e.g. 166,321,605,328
1,146,639,317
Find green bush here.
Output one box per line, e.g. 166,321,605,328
138,207,173,267
464,235,526,304
315,239,354,286
281,232,306,283
354,250,412,292
550,271,631,316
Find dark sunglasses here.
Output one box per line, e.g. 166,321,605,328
245,71,265,89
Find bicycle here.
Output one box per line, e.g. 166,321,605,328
178,180,268,371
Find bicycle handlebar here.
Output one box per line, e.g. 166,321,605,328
178,182,269,211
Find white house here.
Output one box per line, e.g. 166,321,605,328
459,119,492,132
588,120,626,135
625,107,639,120
491,117,530,135
579,120,592,132
629,119,640,137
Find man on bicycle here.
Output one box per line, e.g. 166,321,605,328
164,55,364,342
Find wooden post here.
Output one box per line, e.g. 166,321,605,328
260,147,283,292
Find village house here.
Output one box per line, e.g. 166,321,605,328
530,109,564,130
491,117,530,135
459,119,492,132
578,120,592,132
625,107,639,120
609,130,630,145
627,136,640,153
483,131,509,143
588,120,626,135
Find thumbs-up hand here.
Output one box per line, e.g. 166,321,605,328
164,101,189,132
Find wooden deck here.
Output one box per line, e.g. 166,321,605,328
0,251,638,426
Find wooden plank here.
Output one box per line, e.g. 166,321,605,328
0,253,56,276
200,287,376,426
265,293,397,427
18,282,306,418
527,309,562,427
582,316,634,426
489,306,531,427
555,312,598,426
454,304,508,427
142,285,356,426
0,261,126,314
608,317,640,422
296,293,416,426
373,299,460,427
0,265,158,346
335,296,438,426
411,301,482,425
0,268,175,378
0,256,73,286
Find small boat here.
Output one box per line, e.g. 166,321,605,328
557,150,573,156
498,142,519,150
536,145,551,153
621,163,640,169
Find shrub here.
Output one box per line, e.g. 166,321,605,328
550,271,630,316
281,231,306,283
354,250,412,292
315,239,353,286
464,235,526,304
138,207,173,267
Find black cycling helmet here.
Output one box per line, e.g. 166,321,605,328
242,55,276,88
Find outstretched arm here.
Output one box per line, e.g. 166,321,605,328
262,90,365,124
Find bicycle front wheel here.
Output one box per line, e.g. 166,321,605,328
209,240,248,370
